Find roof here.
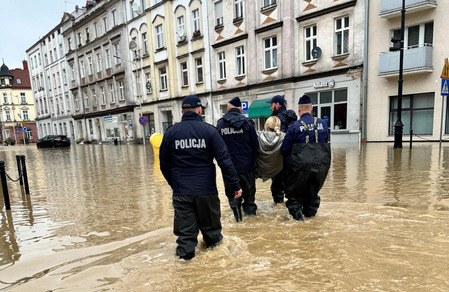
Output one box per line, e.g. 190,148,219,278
10,68,31,89
0,63,13,77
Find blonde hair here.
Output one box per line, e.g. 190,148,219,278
264,116,281,136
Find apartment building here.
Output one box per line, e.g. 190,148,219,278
366,0,444,142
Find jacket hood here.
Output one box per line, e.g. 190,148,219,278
257,131,285,152
222,108,246,129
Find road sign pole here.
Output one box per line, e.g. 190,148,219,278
440,58,449,148
440,94,445,148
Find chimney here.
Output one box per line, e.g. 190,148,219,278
22,60,28,70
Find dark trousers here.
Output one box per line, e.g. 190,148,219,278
225,171,257,215
271,169,287,203
173,195,223,258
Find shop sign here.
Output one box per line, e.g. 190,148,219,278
313,79,335,89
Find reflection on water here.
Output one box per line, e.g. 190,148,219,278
0,143,449,291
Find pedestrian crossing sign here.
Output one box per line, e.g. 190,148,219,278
442,78,449,96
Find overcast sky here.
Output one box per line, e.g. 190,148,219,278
0,0,87,70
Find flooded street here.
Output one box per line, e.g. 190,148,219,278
1,143,449,291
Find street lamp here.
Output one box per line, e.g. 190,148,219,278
393,0,406,149
129,40,147,146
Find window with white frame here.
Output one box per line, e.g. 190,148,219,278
196,58,203,83
304,25,317,62
103,17,108,33
75,94,79,111
80,59,85,78
6,110,11,121
20,92,26,103
96,52,102,72
70,64,75,80
68,37,72,50
146,73,152,93
156,24,164,49
109,84,115,103
112,9,117,26
78,32,82,46
62,69,68,85
235,0,243,19
142,32,148,54
218,51,226,80
160,67,167,90
86,27,90,42
66,94,70,111
101,86,106,105
181,62,188,86
92,88,97,106
391,21,433,50
215,1,223,27
263,0,276,8
119,81,125,100
136,73,142,96
88,56,93,75
335,16,349,55
94,22,98,38
192,9,200,32
177,16,185,40
59,43,64,57
84,90,89,108
105,49,111,68
263,36,277,70
235,46,245,76
114,43,121,65
3,93,7,103
307,89,348,131
23,110,29,121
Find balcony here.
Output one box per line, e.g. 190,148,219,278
380,0,437,18
379,45,433,77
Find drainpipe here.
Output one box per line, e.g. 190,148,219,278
204,2,215,122
362,0,369,142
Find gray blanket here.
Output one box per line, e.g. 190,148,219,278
255,131,285,181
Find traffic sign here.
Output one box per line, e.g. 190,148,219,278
139,116,148,126
442,79,449,96
241,101,248,114
15,129,21,134
21,121,27,126
441,58,449,79
22,126,28,131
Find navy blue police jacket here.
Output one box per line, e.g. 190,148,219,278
216,108,259,173
160,111,241,196
272,106,298,132
281,112,329,163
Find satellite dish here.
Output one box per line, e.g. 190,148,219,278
176,27,185,37
129,40,137,50
132,2,141,14
311,47,322,59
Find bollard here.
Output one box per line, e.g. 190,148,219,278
0,161,11,210
16,155,24,186
20,155,30,195
410,129,413,149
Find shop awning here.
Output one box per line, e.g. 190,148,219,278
248,99,272,119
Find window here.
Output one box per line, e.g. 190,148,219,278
62,69,68,85
218,51,226,80
177,16,185,40
160,67,167,90
112,9,117,26
109,84,115,103
196,58,203,83
6,110,11,121
105,49,111,68
92,88,97,106
181,62,188,86
304,25,317,62
86,27,90,42
88,56,93,75
146,73,152,93
335,16,349,55
142,32,148,54
21,92,26,103
22,110,29,121
78,32,82,46
391,93,434,135
80,59,85,78
66,94,70,111
59,43,64,57
235,46,245,76
307,89,348,131
84,90,89,108
264,36,277,70
114,43,121,65
96,52,102,72
3,93,8,103
70,64,75,81
215,1,223,27
119,81,125,100
156,25,164,49
103,17,108,33
235,0,243,19
263,0,276,8
392,21,434,49
94,22,98,38
101,86,106,105
192,9,200,32
136,73,142,96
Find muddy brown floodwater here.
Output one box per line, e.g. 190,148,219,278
0,143,448,291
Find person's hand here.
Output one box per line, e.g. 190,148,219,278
234,189,242,199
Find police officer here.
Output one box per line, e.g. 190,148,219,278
160,95,242,260
281,94,331,221
217,97,259,221
266,95,297,204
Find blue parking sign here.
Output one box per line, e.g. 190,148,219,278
15,129,21,134
23,126,28,131
241,101,248,114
